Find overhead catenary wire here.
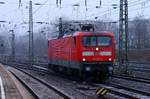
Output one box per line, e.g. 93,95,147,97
87,0,150,20
33,0,49,14
92,4,150,20
2,0,149,25
1,0,150,29
6,0,149,22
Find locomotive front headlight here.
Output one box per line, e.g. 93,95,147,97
108,58,112,61
82,51,94,56
82,58,86,61
96,47,99,51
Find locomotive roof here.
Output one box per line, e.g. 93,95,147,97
48,31,114,40
62,31,114,38
73,31,114,36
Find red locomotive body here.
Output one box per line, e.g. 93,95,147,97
48,31,115,79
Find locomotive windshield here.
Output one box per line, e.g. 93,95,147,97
82,36,111,46
82,37,96,46
97,37,111,46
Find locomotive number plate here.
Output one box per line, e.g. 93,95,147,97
92,58,100,61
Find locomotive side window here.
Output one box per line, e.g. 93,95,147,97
82,37,96,46
97,37,111,46
90,37,96,46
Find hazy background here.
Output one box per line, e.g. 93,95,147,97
0,0,150,62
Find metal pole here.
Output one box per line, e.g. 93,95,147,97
119,0,128,70
125,0,128,64
29,0,34,66
10,30,15,61
119,0,123,66
58,17,63,38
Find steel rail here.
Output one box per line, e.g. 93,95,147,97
11,66,73,99
113,75,150,84
104,82,150,97
94,83,139,99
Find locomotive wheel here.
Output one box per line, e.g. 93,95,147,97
79,70,88,81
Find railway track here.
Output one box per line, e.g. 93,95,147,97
92,81,150,99
113,74,150,84
127,62,150,73
8,66,73,99
105,82,150,96
129,68,150,73
30,65,150,99
6,62,150,99
128,61,150,65
10,70,39,99
7,63,99,99
94,84,139,99
77,80,150,99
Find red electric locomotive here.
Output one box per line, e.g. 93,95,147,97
48,30,115,79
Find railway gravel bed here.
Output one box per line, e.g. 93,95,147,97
7,65,98,99
6,63,150,99
6,63,135,99
113,75,150,84
95,83,143,99
129,70,150,80
105,77,150,98
17,67,139,99
119,63,150,80
8,66,70,99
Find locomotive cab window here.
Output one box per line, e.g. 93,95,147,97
82,36,111,46
97,37,111,46
82,37,96,46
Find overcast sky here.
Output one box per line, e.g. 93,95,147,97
0,0,150,35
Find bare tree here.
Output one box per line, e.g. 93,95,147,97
131,18,150,49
